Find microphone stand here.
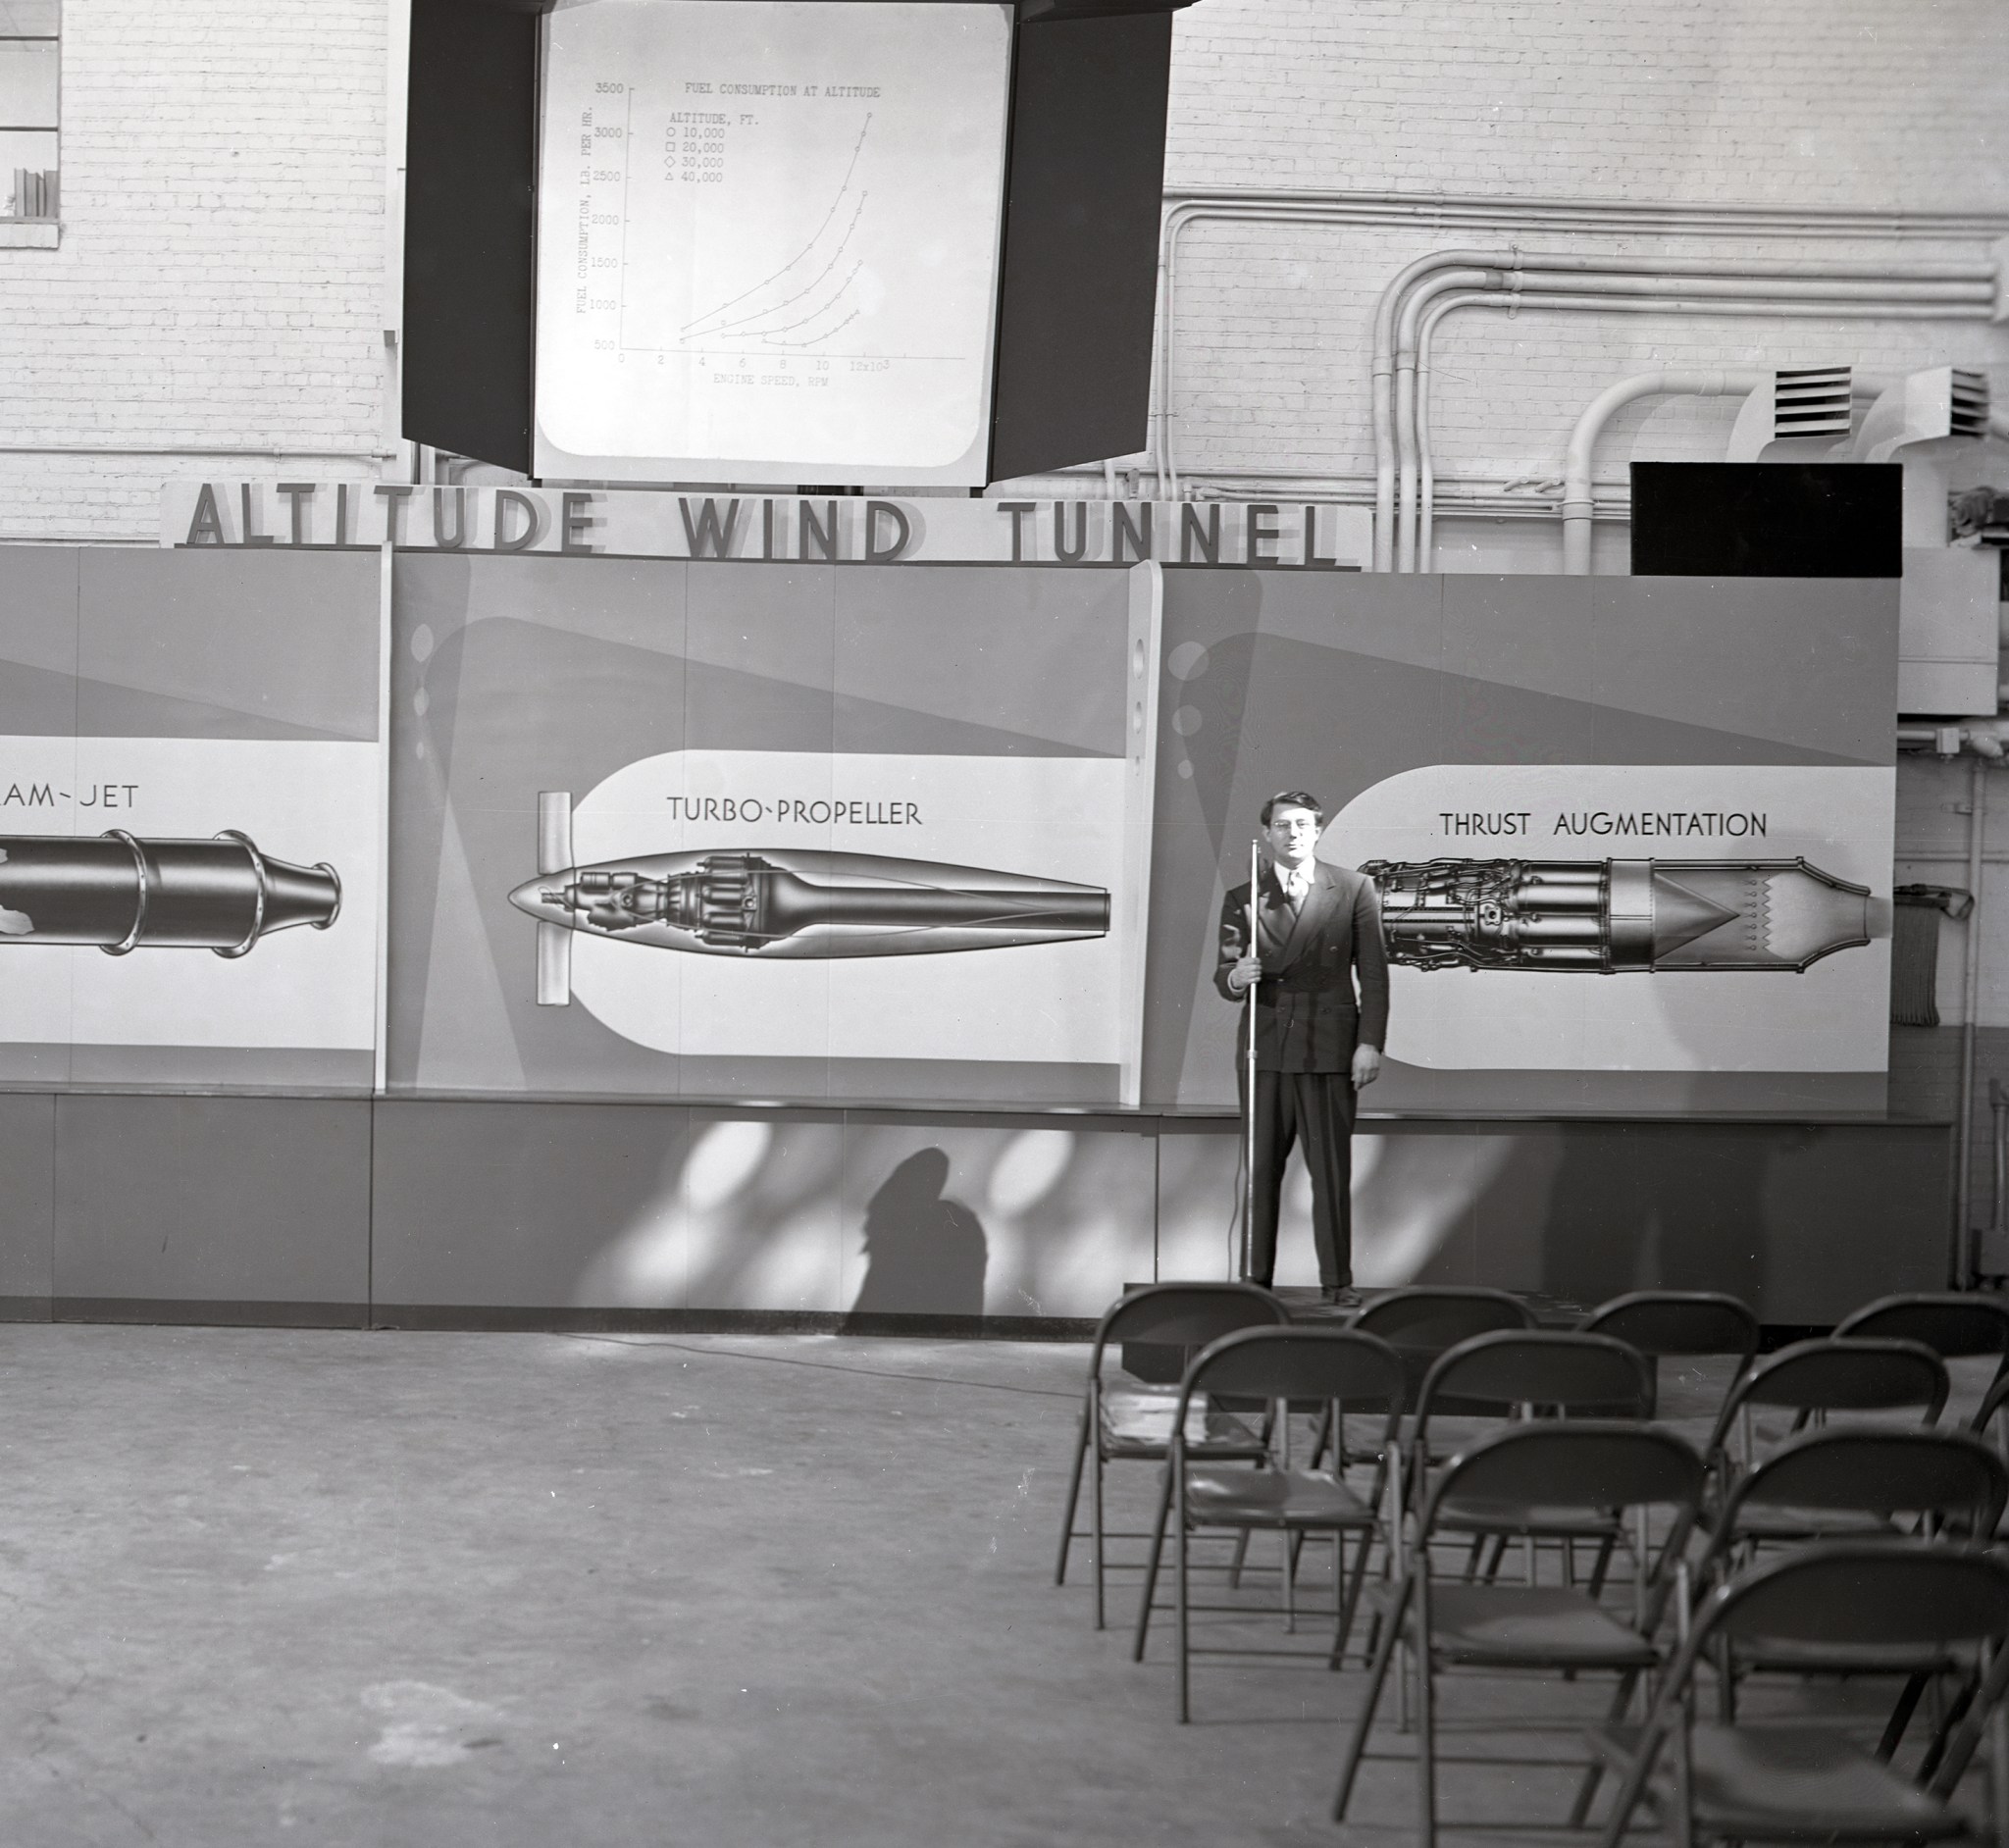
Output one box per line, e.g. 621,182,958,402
1242,837,1261,1282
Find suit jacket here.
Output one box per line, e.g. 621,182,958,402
1215,860,1390,1073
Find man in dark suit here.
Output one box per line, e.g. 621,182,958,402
1215,791,1389,1304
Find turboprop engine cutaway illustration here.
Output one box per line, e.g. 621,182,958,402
1361,856,1876,973
0,831,341,956
514,793,1109,1006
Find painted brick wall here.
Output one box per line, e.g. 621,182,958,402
0,0,389,539
1158,0,2009,524
2,1,2005,541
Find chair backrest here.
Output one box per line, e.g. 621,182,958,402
1421,1421,1705,1532
1178,1328,1407,1452
1088,1281,1288,1370
1351,1286,1533,1353
1699,1541,2009,1656
1580,1290,1759,1363
1835,1292,2009,1359
1717,1428,2009,1543
1413,1330,1653,1447
1706,1336,1948,1460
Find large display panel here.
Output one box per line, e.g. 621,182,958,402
0,548,385,1094
386,555,1158,1106
1142,572,1899,1117
535,0,1014,485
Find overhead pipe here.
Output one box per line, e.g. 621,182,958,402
1413,296,1987,574
1373,247,2000,567
1390,265,1997,571
1155,198,2006,532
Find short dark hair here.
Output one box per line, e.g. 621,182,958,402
1261,790,1323,827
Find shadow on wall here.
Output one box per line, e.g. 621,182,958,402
1476,1126,1775,1311
846,1148,989,1321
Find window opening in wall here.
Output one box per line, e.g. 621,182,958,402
0,0,57,221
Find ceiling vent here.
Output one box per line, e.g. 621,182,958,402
1725,366,1852,461
1771,366,1855,442
1950,369,1991,440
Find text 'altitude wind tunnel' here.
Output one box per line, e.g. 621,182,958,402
1362,856,1878,973
0,832,340,956
514,794,1108,1006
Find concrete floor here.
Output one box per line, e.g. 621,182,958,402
0,1326,1995,1847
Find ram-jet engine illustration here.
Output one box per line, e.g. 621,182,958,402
0,831,340,956
1361,856,1874,973
516,794,1108,1005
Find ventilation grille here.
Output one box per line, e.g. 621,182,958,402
1772,366,1854,441
1952,369,1991,440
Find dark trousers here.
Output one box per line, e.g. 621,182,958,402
1239,1067,1356,1288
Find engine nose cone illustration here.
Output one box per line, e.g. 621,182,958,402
510,847,1110,962
1362,856,1873,973
0,831,340,957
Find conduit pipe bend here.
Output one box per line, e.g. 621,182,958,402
1155,202,2005,535
1391,271,1997,572
1558,372,1762,572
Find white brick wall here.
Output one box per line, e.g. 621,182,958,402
1166,0,2009,206
0,0,389,539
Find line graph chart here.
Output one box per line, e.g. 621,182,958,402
535,1,1013,484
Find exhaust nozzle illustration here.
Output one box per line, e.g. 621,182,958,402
0,831,341,956
515,794,1109,1005
1362,856,1875,973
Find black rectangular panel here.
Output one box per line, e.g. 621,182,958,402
403,0,543,472
988,11,1172,481
1630,462,1903,578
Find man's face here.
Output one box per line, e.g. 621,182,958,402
1264,803,1321,868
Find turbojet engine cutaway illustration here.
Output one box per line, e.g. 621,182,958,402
0,831,341,956
514,793,1109,1006
1362,856,1876,973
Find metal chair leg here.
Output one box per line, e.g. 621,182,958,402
1175,1468,1192,1721
1132,1464,1176,1662
1414,1616,1437,1847
1334,1571,1413,1820
1332,1525,1373,1667
1569,1668,1643,1827
1091,1442,1108,1630
1054,1405,1090,1585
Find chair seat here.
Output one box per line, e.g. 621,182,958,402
1727,1506,1901,1543
1589,1721,1971,1842
1098,1387,1265,1459
1433,1496,1624,1539
1184,1464,1374,1529
1739,1636,1963,1675
1426,1583,1660,1668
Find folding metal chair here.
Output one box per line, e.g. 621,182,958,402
1839,1293,2009,1423
1836,1292,2009,1367
1406,1330,1656,1595
1053,1281,1288,1626
1129,1326,1408,1719
1587,1543,2009,1848
1569,1426,2009,1822
1319,1287,1534,1471
1701,1336,1949,1486
1333,1422,1706,1845
1577,1290,1759,1419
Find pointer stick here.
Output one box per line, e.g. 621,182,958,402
1243,836,1260,1282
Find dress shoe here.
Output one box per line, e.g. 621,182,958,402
1320,1284,1362,1309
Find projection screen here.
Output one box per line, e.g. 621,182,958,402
534,0,1015,486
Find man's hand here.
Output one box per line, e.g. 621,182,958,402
1351,1045,1382,1088
1226,952,1263,994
